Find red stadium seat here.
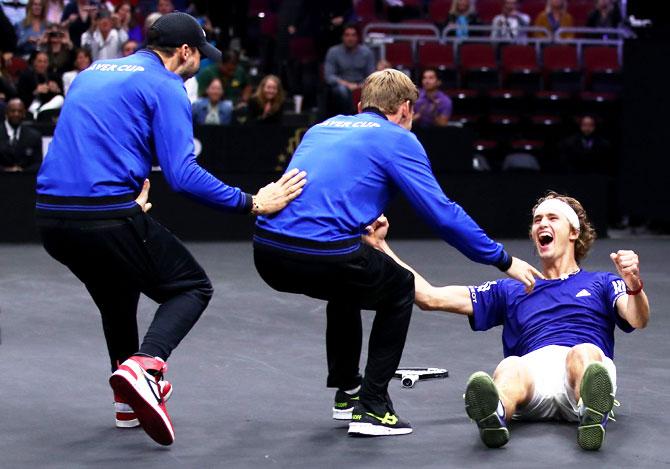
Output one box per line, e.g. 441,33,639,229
417,41,457,87
385,42,414,68
428,0,451,24
418,42,455,68
460,44,499,89
489,89,526,114
478,0,501,24
523,0,546,22
289,37,317,64
583,46,621,92
569,0,593,27
583,46,620,71
543,45,581,92
460,43,497,69
354,0,377,23
501,45,541,90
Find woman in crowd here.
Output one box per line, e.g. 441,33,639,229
17,50,63,119
114,1,143,43
191,78,234,125
15,0,48,57
42,23,74,77
246,74,285,125
447,0,481,38
586,0,622,28
534,0,574,38
61,46,91,95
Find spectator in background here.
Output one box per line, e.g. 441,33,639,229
246,74,285,125
61,46,90,94
113,1,143,43
197,50,252,109
559,115,611,174
376,58,391,71
413,68,452,128
45,0,63,24
2,0,28,25
447,0,481,38
157,0,174,15
81,8,128,60
42,23,74,76
1,54,18,103
324,24,374,114
587,0,622,28
0,97,43,171
191,78,233,126
15,0,48,57
491,0,531,39
61,0,98,47
534,0,574,38
121,38,137,56
17,50,63,117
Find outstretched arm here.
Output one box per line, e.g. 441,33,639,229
611,250,650,329
363,216,473,315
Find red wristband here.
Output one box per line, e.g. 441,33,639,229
626,280,643,296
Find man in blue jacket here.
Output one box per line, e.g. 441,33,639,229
253,69,541,437
35,12,305,446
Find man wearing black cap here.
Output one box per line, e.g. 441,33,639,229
35,12,306,446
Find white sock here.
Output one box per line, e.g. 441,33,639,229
344,385,361,395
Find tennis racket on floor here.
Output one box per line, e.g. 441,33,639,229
394,367,449,388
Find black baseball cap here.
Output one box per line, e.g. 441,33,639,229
149,12,222,62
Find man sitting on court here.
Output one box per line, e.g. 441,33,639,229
364,192,649,450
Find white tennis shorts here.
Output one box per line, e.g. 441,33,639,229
513,345,617,423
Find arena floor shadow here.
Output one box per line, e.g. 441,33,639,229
0,239,667,468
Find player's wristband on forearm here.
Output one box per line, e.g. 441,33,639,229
626,280,643,295
495,251,513,272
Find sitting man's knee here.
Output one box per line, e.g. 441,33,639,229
568,343,604,362
494,355,525,377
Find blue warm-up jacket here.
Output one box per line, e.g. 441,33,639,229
256,110,511,270
36,50,251,218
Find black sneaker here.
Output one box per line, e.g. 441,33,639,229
348,405,412,436
333,389,360,420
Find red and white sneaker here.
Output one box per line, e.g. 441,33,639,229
114,380,172,428
109,355,175,445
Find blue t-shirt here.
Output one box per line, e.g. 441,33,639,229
256,111,509,268
468,270,634,359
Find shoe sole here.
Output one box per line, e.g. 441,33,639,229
109,364,175,446
348,422,413,436
464,371,510,449
578,363,614,451
115,417,140,428
333,407,353,420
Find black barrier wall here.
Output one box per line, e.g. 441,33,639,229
0,171,607,242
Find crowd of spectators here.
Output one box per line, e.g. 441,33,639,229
0,0,626,174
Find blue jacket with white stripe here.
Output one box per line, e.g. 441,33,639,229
255,110,511,270
36,50,251,218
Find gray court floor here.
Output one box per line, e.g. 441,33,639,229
0,239,668,468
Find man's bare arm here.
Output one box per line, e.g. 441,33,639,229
611,250,650,329
363,216,473,315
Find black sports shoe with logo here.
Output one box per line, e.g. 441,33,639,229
333,389,360,420
348,404,412,436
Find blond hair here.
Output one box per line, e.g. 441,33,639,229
450,0,476,15
360,69,419,115
252,74,285,116
530,191,596,264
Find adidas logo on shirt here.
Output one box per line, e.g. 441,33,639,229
576,289,591,298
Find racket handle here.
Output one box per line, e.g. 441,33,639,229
401,374,419,388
